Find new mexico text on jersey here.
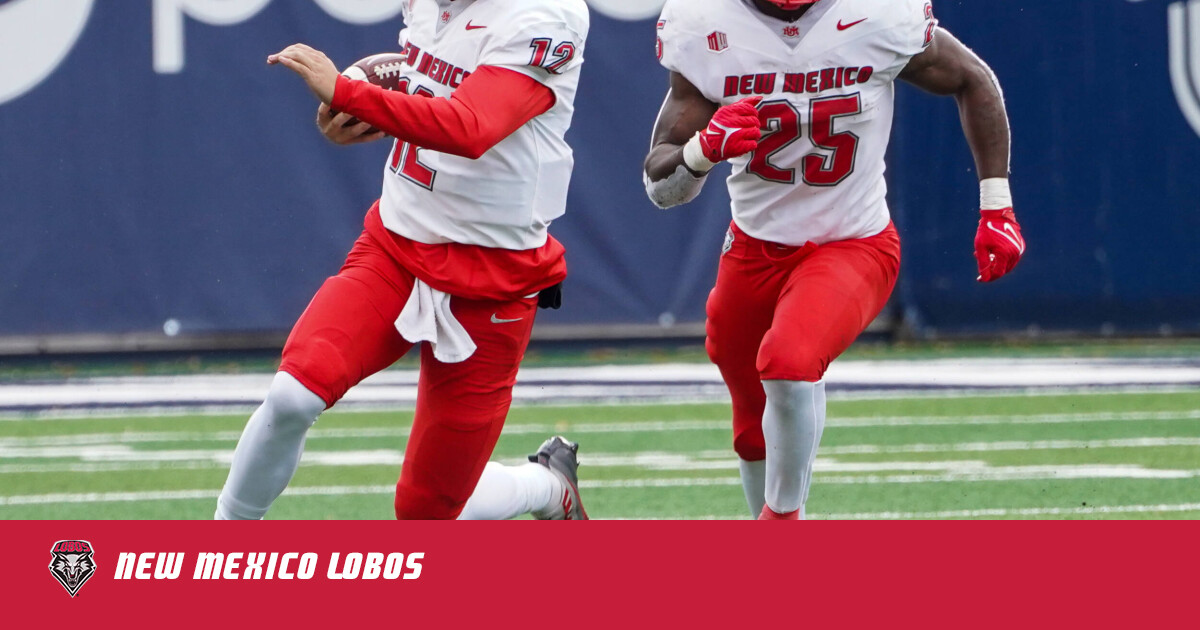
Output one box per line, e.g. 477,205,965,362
382,0,589,250
658,0,936,246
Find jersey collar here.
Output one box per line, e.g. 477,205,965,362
432,0,478,36
737,0,841,51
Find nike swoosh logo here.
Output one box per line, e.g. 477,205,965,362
491,314,524,324
465,21,486,30
707,121,738,155
986,221,1026,254
837,18,868,31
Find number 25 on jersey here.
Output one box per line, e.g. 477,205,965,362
748,94,861,187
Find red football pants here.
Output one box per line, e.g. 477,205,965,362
279,228,539,520
705,221,901,462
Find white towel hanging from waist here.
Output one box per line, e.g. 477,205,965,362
395,279,477,363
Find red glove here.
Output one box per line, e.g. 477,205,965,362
974,208,1026,282
684,96,763,170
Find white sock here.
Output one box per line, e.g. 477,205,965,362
457,462,560,520
762,379,826,517
215,372,326,520
738,458,766,518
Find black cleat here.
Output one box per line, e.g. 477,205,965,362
529,436,588,520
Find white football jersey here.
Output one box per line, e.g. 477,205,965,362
658,0,936,246
378,0,589,250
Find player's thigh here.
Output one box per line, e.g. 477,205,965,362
280,233,416,406
426,294,538,415
705,249,784,370
395,295,538,517
758,228,901,382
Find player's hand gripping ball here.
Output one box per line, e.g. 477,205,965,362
974,208,1026,282
319,53,408,146
698,96,765,163
319,52,408,143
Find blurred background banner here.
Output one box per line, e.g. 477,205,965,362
1,0,1198,346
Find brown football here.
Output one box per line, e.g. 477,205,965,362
335,53,408,131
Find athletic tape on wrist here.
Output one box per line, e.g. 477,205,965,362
682,132,717,173
980,178,1013,210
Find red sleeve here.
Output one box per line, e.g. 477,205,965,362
330,66,556,160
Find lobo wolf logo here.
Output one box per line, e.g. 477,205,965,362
1170,0,1200,137
49,540,97,597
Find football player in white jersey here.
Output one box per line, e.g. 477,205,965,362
215,0,590,520
644,0,1025,519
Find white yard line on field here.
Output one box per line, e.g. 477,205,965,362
4,434,1200,470
0,461,230,474
4,461,1200,506
820,436,1200,455
5,409,1200,449
0,485,394,507
2,434,1199,475
814,503,1200,519
0,420,730,449
2,358,1198,417
581,465,1200,487
0,457,972,475
617,503,1200,520
3,385,1199,422
830,409,1200,427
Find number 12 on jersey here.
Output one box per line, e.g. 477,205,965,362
529,38,576,74
748,94,861,187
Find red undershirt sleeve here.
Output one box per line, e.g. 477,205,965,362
330,65,556,160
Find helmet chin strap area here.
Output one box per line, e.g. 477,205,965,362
764,0,820,9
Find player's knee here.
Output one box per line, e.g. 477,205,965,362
732,427,766,462
704,333,722,366
280,337,350,407
704,293,728,365
757,334,829,382
394,482,464,520
705,317,738,368
263,372,326,430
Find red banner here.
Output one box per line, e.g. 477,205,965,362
3,521,1195,627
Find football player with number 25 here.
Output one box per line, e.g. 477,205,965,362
645,0,1024,519
216,0,590,521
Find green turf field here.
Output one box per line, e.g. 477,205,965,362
2,389,1198,519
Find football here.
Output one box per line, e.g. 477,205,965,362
335,53,408,130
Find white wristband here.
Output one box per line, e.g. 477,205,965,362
980,178,1013,210
682,132,717,173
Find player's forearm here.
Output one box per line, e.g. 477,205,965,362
955,63,1010,181
644,94,762,209
332,76,482,157
331,67,553,159
645,144,693,181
